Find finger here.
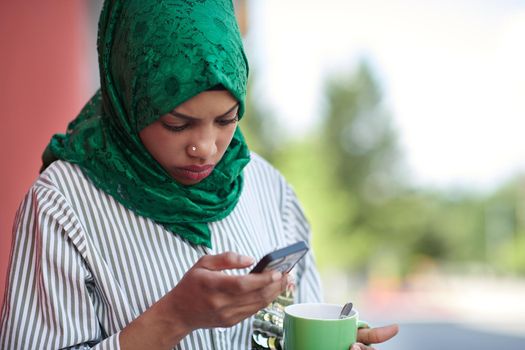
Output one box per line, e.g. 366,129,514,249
214,270,283,294
196,252,255,271
212,278,289,328
208,285,283,328
357,324,399,345
214,301,276,327
281,273,288,292
350,343,370,350
233,278,284,308
222,283,287,323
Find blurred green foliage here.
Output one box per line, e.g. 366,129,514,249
241,61,525,280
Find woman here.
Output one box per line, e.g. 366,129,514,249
0,0,398,349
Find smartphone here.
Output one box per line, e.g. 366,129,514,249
250,241,309,273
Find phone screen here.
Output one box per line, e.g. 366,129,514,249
250,241,309,273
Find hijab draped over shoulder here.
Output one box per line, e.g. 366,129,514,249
41,0,250,248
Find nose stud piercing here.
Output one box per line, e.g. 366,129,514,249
190,146,197,152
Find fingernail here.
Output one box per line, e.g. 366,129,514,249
352,345,360,350
272,271,282,281
239,255,255,264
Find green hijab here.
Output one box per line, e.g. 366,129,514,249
41,0,250,248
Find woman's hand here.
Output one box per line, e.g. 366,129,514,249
164,252,288,330
120,252,287,350
350,324,400,350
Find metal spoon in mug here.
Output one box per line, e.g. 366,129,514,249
339,302,353,319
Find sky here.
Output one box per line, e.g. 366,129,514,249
247,0,525,191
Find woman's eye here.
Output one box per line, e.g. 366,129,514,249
217,116,238,126
161,122,188,132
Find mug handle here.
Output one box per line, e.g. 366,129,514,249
358,320,370,329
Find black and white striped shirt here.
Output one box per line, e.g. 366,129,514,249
1,153,322,349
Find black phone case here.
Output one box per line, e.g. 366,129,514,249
250,241,309,273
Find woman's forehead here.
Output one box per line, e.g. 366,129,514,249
173,90,238,116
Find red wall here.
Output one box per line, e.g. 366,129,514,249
0,2,90,310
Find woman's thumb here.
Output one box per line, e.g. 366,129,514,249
196,252,255,271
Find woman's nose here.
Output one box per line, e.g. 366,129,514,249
187,127,217,160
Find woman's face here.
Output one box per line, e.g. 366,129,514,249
139,90,239,185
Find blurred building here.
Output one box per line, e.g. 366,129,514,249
0,1,90,309
0,0,250,312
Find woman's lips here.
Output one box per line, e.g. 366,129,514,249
173,164,215,182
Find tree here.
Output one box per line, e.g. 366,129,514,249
322,61,402,204
240,74,280,163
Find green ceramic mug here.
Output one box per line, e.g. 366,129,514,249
284,303,369,350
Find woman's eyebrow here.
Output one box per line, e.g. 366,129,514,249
170,103,239,121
